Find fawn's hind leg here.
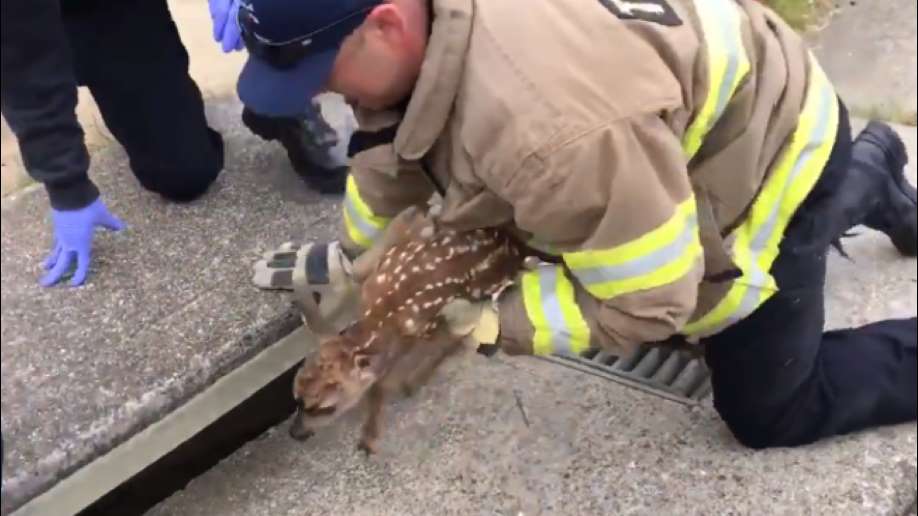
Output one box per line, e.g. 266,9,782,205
400,333,466,398
358,382,387,455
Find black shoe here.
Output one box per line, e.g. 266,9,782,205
241,107,348,195
851,121,917,256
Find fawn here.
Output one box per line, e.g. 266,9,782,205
287,207,526,454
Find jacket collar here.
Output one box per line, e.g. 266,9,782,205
393,0,474,160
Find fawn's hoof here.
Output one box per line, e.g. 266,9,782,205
357,438,378,456
400,383,418,398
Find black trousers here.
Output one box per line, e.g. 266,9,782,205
702,102,917,449
60,0,224,202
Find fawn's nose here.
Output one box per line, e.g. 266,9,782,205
289,407,315,441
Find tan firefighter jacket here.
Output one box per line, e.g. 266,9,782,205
335,0,841,357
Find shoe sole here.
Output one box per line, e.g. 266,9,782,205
862,121,913,197
863,121,918,256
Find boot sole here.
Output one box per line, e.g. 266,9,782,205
890,212,918,257
862,121,913,198
862,121,918,256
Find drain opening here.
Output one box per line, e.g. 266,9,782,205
540,344,711,404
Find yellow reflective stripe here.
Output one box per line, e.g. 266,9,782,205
683,57,839,338
682,0,751,160
342,175,391,249
521,264,591,357
563,197,702,299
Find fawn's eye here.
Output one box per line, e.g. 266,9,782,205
355,355,371,369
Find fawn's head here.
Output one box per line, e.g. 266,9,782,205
288,331,390,441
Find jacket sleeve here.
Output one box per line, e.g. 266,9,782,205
493,113,704,358
337,109,436,258
0,0,99,210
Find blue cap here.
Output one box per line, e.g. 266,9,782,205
236,0,383,117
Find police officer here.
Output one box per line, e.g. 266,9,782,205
0,0,348,288
245,0,917,449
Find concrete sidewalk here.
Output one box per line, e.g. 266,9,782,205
149,123,917,516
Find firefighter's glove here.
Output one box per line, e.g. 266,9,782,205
439,298,501,357
252,240,362,334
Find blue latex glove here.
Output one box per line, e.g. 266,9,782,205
42,198,126,287
209,0,244,53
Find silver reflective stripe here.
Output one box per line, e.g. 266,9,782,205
711,12,744,119
571,217,699,286
715,75,834,331
682,0,751,159
537,267,579,357
343,195,383,243
749,91,833,255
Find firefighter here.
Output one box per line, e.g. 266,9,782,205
245,0,917,449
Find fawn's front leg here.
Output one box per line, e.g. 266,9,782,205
358,382,386,455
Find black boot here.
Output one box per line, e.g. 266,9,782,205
847,121,918,257
241,106,348,195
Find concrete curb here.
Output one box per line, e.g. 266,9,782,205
9,326,314,516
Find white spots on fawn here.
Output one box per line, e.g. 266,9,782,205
376,273,387,284
404,318,416,331
412,266,421,273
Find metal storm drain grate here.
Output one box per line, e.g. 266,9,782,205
541,344,712,404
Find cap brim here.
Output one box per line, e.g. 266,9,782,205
236,49,338,117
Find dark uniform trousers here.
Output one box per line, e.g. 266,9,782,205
60,0,225,202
